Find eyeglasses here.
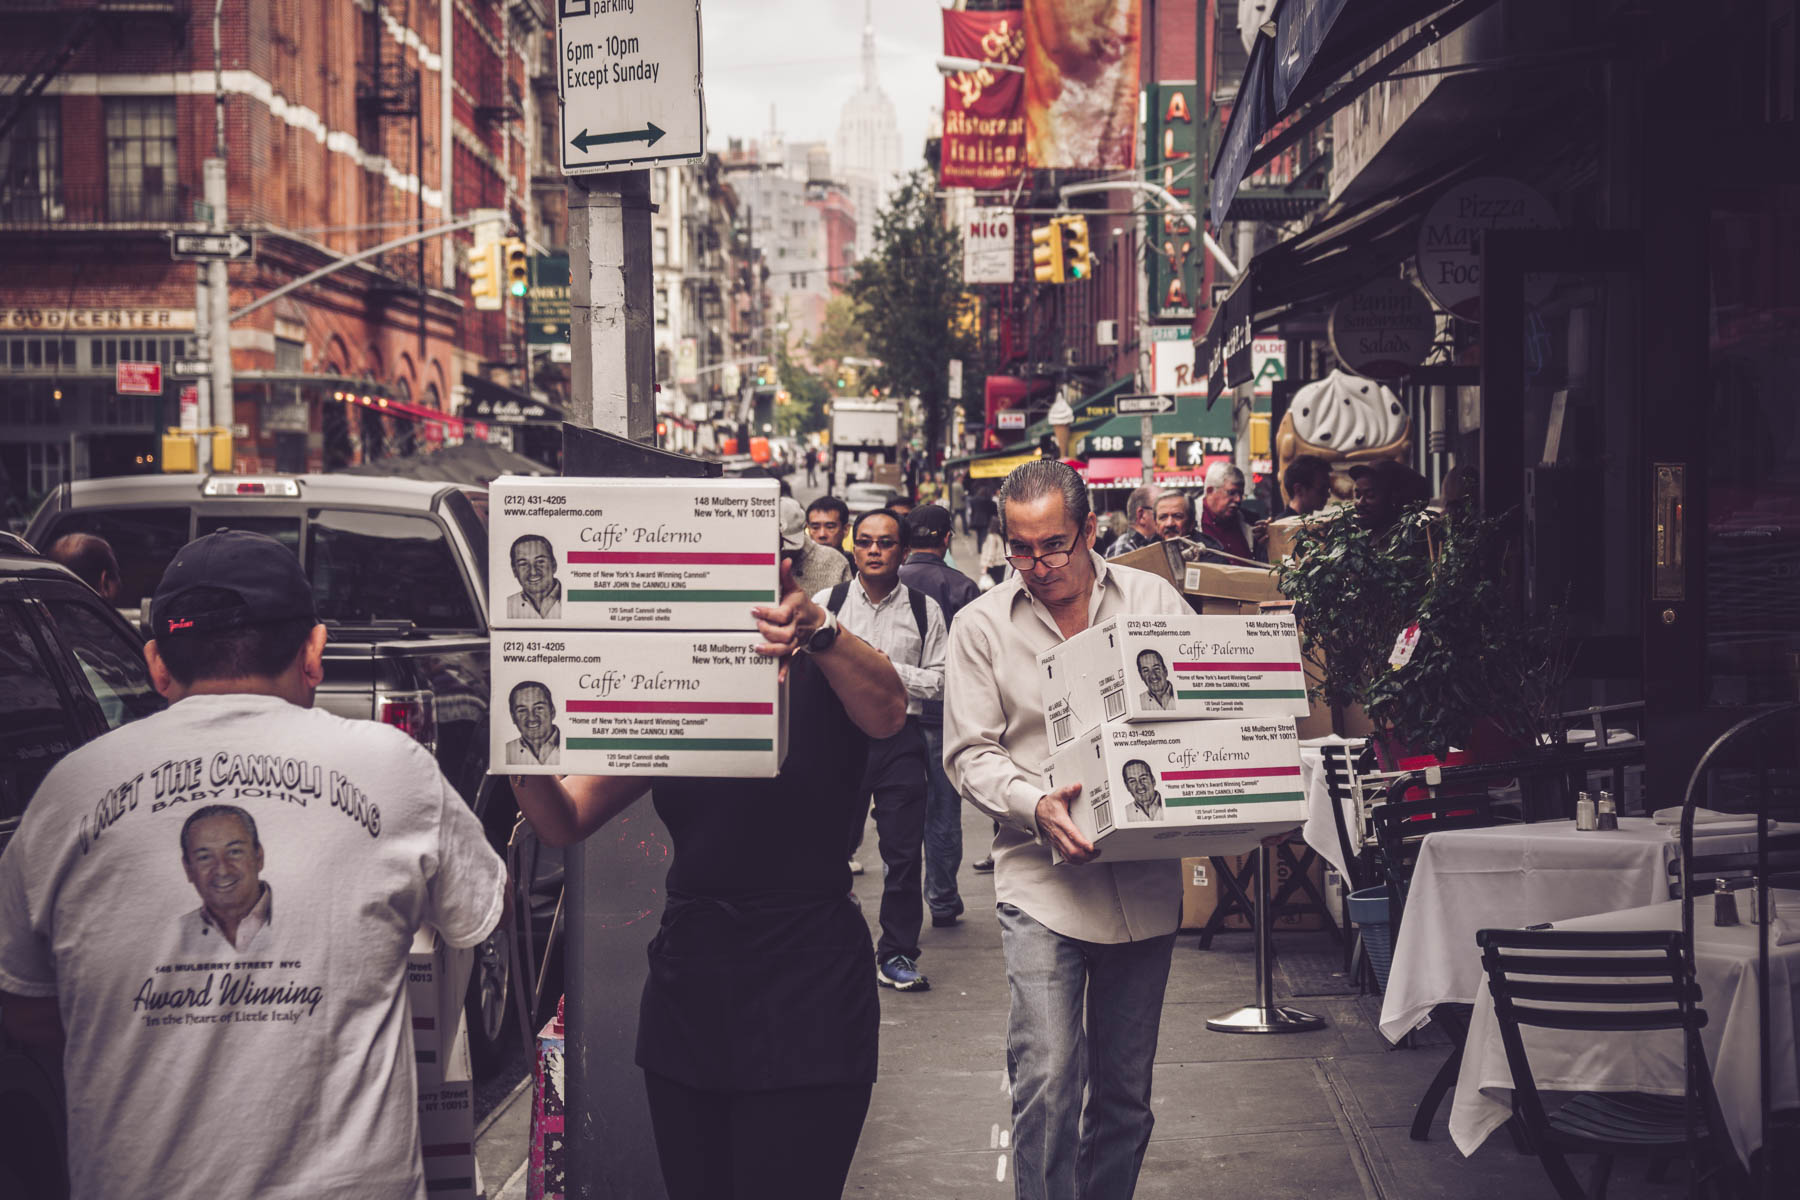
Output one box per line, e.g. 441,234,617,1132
1004,547,1075,571
853,537,900,550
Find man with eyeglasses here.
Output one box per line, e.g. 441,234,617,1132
943,460,1191,1199
816,508,947,993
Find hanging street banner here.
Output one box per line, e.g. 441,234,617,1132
940,9,1027,189
962,210,1015,284
557,0,704,175
1024,0,1141,170
527,253,571,345
1145,82,1199,320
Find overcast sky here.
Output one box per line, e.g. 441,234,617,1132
701,1,945,165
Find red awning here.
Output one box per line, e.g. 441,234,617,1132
1086,457,1144,484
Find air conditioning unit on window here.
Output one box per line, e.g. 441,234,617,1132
1096,320,1119,346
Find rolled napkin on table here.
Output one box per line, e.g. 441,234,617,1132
1653,806,1753,825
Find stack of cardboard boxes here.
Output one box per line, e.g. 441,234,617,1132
1041,613,1310,862
488,477,789,778
408,929,479,1200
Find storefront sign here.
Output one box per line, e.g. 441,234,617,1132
1149,326,1203,396
963,212,1015,284
940,9,1027,188
996,409,1026,431
527,254,571,345
1204,278,1255,400
1328,277,1436,378
178,385,199,432
1145,83,1199,320
116,361,162,395
1025,0,1141,170
1416,176,1558,321
3,308,195,331
1250,337,1285,398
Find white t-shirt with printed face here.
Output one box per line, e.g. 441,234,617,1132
0,693,508,1200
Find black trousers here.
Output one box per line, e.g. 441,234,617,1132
860,719,927,962
644,1071,872,1200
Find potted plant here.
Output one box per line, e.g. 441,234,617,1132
1276,501,1570,766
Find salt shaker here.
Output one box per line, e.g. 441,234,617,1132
1714,878,1740,926
1596,791,1619,831
1575,791,1597,831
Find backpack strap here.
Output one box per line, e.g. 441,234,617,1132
827,581,850,616
908,587,928,663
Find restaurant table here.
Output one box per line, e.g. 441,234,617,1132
1378,817,1765,1043
1447,891,1800,1166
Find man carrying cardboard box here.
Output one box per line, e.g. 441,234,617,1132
0,530,508,1200
943,460,1192,1200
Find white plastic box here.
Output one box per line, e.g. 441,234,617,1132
491,631,789,777
1038,613,1309,747
1045,718,1307,862
489,476,780,630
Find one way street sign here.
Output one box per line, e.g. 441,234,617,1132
1115,394,1179,415
557,1,704,175
170,232,254,261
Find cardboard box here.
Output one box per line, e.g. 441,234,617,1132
1265,508,1346,565
1038,614,1309,745
418,1079,480,1200
530,999,566,1200
407,927,474,1088
1178,851,1329,931
489,476,780,630
1182,561,1285,608
1046,718,1307,862
1110,540,1185,591
492,632,789,777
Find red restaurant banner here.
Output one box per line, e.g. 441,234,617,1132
940,9,1027,189
1024,0,1141,170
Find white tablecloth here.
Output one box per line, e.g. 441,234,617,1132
1298,735,1364,881
1448,893,1800,1166
1378,818,1762,1042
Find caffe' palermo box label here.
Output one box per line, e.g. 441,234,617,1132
490,632,788,777
1045,718,1305,862
1038,613,1308,745
489,476,780,630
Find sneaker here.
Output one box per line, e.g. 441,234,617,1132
971,856,995,873
876,955,930,992
931,901,964,928
848,859,865,875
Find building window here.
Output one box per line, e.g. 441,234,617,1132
653,226,669,265
1,102,61,221
27,443,67,496
105,98,179,222
276,338,304,373
651,170,667,205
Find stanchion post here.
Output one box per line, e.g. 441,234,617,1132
1205,843,1327,1034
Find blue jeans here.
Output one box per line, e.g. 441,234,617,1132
919,722,963,918
997,903,1176,1200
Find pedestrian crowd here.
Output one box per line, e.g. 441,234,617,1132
1,453,1433,1200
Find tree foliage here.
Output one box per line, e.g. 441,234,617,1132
846,167,976,453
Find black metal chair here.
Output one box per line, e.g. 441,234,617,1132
1666,831,1800,900
1368,793,1509,1141
1477,928,1740,1200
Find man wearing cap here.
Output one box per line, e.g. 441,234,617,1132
898,504,981,928
0,529,508,1200
781,495,852,595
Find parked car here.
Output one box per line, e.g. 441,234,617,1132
0,532,169,1200
24,473,542,1074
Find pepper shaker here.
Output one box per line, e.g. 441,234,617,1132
1575,791,1597,831
1714,878,1740,926
1596,791,1619,831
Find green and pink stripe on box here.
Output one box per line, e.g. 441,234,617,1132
565,696,775,752
1173,659,1304,700
1161,764,1302,806
564,550,776,603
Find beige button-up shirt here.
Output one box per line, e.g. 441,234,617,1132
944,551,1190,943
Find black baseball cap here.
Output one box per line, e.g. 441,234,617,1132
904,504,954,546
150,529,317,639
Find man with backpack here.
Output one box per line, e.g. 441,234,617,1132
815,508,945,993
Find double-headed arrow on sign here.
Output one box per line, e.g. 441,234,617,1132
569,123,666,154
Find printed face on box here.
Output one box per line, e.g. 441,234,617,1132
1136,649,1174,709
509,535,560,618
1121,759,1162,821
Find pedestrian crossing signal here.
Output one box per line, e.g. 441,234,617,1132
1061,216,1092,281
504,239,529,297
1032,218,1065,284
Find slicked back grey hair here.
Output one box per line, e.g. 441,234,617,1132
1204,461,1245,490
1124,484,1160,519
996,459,1092,541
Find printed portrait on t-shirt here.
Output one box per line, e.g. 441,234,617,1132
505,680,562,766
178,804,275,954
507,534,562,620
1121,759,1163,823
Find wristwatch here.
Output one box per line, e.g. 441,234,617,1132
798,608,840,655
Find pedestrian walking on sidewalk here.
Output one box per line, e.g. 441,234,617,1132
898,505,981,928
820,508,947,991
944,460,1191,1200
511,556,907,1200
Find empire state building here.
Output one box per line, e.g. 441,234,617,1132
833,2,904,260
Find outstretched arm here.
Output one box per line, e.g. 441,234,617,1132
510,774,651,847
754,560,905,739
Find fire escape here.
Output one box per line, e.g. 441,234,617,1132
356,0,426,354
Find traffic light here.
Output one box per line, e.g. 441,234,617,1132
503,239,529,298
1031,217,1065,284
469,242,503,311
1061,216,1092,281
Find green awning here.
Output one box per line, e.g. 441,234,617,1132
947,374,1131,470
1081,393,1233,443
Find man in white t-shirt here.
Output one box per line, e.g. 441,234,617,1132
0,529,508,1200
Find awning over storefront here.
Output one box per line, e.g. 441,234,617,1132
950,374,1132,472
462,373,565,425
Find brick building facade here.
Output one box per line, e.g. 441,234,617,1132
0,0,543,517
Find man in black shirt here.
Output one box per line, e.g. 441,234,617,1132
511,559,905,1200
